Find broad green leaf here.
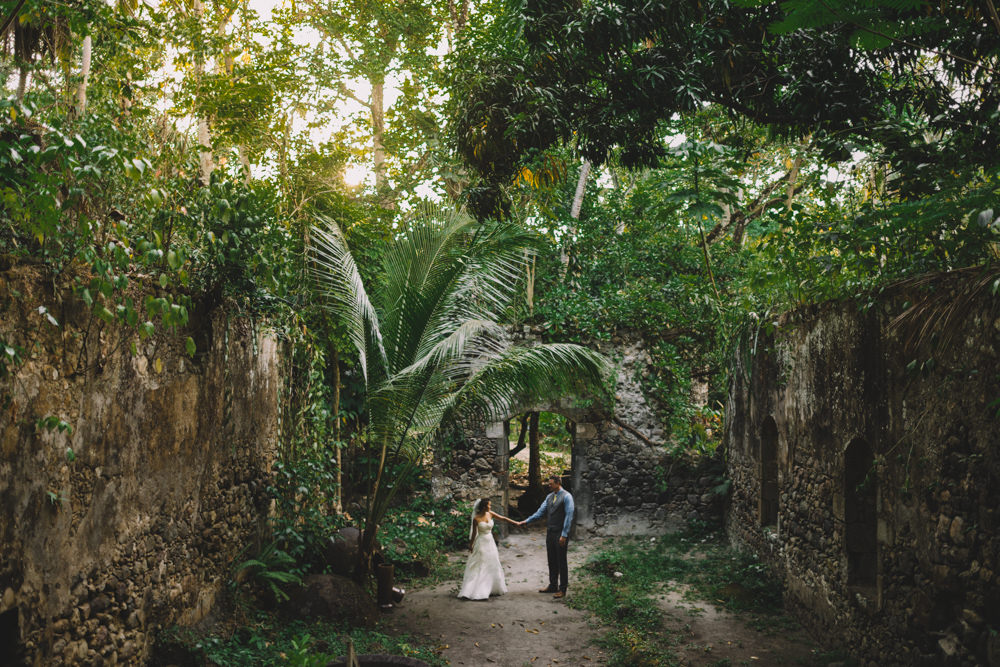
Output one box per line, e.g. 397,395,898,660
95,305,115,324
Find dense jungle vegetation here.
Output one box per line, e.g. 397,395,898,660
3,0,999,660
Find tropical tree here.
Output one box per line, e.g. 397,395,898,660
451,0,1000,220
310,207,610,579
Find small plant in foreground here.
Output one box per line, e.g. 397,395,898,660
235,542,303,602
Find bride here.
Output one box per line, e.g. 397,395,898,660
458,498,516,600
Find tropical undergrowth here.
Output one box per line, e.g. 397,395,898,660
567,525,794,666
175,476,464,666
155,615,446,667
376,476,470,584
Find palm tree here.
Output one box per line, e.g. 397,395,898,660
310,207,610,580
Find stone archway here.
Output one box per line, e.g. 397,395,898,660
431,399,608,532
431,330,726,535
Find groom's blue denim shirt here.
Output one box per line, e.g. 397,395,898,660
524,489,575,538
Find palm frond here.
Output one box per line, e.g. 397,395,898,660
309,215,387,384
446,343,612,425
888,264,1000,356
309,205,610,580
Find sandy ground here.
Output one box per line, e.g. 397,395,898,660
382,527,829,667
383,527,604,667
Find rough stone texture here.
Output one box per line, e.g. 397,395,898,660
726,273,1000,666
0,263,281,665
435,326,723,535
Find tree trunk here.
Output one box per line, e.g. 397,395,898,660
785,154,803,210
356,436,389,583
562,159,590,277
372,78,388,207
194,0,213,185
524,251,535,315
238,145,252,183
16,66,29,103
569,159,590,219
75,33,91,117
219,14,250,183
333,347,343,514
446,0,471,51
509,413,529,457
527,412,541,493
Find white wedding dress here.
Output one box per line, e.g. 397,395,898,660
458,518,507,600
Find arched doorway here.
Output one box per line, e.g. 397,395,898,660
759,417,779,527
0,607,21,666
507,411,575,516
844,438,877,588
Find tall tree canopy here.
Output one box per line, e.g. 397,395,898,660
451,0,1000,218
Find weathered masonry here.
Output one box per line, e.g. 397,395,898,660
0,264,281,665
435,328,725,536
726,270,1000,666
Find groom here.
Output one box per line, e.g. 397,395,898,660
519,475,575,598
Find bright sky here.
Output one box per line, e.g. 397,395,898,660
148,0,403,187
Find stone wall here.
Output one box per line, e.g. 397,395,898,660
436,326,724,535
725,272,1000,666
431,420,509,512
0,263,281,665
571,420,723,535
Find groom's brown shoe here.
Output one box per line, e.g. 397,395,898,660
552,591,565,599
538,587,558,593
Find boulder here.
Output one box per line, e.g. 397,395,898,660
324,527,364,576
282,574,377,628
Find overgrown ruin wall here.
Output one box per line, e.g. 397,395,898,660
436,327,724,535
0,264,281,665
726,272,1000,666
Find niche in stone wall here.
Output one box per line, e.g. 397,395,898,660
759,417,779,527
844,438,877,588
0,607,21,664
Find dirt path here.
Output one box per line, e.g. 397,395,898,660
383,529,606,667
383,528,829,667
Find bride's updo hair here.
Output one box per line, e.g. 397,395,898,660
474,498,490,515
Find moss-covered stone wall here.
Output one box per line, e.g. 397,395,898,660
726,271,1000,666
0,263,281,665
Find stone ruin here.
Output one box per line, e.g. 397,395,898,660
0,264,281,665
432,327,725,537
726,272,1000,666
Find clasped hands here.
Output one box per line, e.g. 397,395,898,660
513,520,567,546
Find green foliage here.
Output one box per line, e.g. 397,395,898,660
269,455,347,569
377,478,470,581
452,0,1000,217
0,93,293,366
525,135,744,444
35,415,73,434
157,615,446,667
235,542,303,603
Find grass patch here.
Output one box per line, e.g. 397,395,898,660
155,613,447,666
568,525,791,666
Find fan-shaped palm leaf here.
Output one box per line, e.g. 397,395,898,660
309,207,610,579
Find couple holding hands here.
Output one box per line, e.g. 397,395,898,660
458,475,575,601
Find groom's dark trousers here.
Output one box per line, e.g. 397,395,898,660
546,529,569,592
